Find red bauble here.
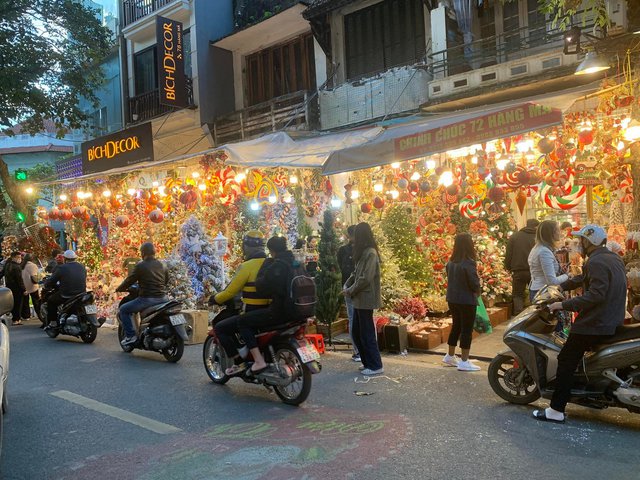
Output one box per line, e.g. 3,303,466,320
537,137,555,154
578,129,594,146
408,181,419,193
360,203,372,213
516,170,531,185
179,190,198,205
446,184,459,196
115,215,130,228
373,196,385,209
110,198,122,209
488,187,505,203
126,201,136,210
59,209,73,221
148,208,164,223
148,194,159,206
124,238,131,245
48,207,60,220
71,206,87,218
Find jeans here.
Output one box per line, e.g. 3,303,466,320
345,295,358,356
529,289,539,303
47,291,66,326
550,332,612,412
119,296,168,337
352,308,382,371
511,271,531,315
447,302,476,350
214,304,266,358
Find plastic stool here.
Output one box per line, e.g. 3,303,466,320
304,334,325,354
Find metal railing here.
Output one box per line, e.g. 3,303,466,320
211,90,316,145
122,0,175,27
127,77,194,124
427,19,595,78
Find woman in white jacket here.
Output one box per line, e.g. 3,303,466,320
528,220,569,301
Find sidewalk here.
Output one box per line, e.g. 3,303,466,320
326,323,508,364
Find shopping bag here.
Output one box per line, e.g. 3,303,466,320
473,297,493,334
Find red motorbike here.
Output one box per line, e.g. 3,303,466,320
202,302,321,406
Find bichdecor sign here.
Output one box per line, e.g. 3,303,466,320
394,103,563,161
156,15,186,108
81,123,154,175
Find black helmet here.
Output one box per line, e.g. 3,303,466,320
140,242,156,258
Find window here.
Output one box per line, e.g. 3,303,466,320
245,33,316,106
134,47,157,95
344,0,426,80
183,28,192,78
88,107,108,136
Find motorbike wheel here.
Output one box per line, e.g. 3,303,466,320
273,344,312,406
38,304,47,325
202,336,230,385
488,353,540,405
80,324,98,344
45,325,59,338
118,325,134,353
162,336,184,363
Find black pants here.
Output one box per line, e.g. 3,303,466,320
8,287,24,322
550,332,612,412
352,308,383,371
237,308,279,350
21,291,39,320
447,302,476,350
511,271,531,315
47,292,66,326
215,305,266,356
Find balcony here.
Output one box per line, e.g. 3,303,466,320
127,77,194,124
122,0,175,27
234,0,300,30
211,90,316,145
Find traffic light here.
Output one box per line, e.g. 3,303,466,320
15,211,26,222
14,169,27,182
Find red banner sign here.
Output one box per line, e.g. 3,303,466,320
394,102,563,161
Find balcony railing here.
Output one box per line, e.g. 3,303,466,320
127,77,194,124
428,19,595,78
211,90,316,145
122,0,175,27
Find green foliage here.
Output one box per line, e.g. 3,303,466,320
315,209,342,327
381,205,430,288
0,0,113,133
502,0,609,30
369,220,411,309
80,224,103,274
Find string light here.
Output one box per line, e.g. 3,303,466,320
268,194,277,204
390,190,400,199
289,175,298,184
25,187,34,194
330,197,342,208
438,171,454,187
373,183,384,192
250,201,260,211
192,171,200,179
283,193,293,203
127,188,136,195
426,160,436,170
350,190,360,199
391,162,400,169
152,181,159,187
410,172,421,181
198,184,206,191
235,172,246,183
59,194,68,201
102,190,112,197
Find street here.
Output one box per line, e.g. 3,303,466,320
2,322,639,480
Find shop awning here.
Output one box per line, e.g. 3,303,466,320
321,85,600,175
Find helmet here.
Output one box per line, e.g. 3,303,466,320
243,230,265,247
571,224,606,246
140,242,156,258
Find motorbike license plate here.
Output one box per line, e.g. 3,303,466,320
84,304,98,314
170,314,187,326
297,341,320,363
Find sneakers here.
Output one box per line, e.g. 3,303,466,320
361,367,384,376
120,335,138,346
351,354,361,362
442,354,460,367
358,365,366,371
457,360,481,372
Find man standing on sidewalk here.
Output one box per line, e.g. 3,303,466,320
504,219,539,315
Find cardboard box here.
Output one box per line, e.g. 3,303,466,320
182,309,210,345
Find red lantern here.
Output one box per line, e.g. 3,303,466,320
148,208,164,223
488,187,505,203
115,215,130,228
373,196,385,209
360,203,372,213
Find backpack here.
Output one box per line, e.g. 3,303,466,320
285,260,317,320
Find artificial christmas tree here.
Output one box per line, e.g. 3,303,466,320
315,209,342,343
78,223,103,274
177,216,225,305
164,254,197,309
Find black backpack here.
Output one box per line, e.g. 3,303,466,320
285,260,317,320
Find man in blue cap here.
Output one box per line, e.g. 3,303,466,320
533,224,627,423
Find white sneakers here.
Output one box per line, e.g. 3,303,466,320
443,354,481,371
361,368,384,376
442,354,459,367
457,360,481,372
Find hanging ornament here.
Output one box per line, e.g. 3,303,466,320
115,215,130,228
544,169,570,188
360,203,372,213
419,181,431,193
488,186,505,203
373,196,385,209
397,178,409,190
578,128,594,146
71,206,87,218
504,166,526,189
537,137,555,154
179,189,198,207
592,185,611,205
446,184,459,196
59,209,73,221
540,183,586,210
408,181,419,194
148,209,164,223
37,209,48,220
505,162,517,174
49,207,60,220
458,195,482,219
618,176,634,203
515,189,527,215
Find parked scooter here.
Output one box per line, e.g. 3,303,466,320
117,285,189,362
488,285,640,413
44,290,103,343
203,302,321,406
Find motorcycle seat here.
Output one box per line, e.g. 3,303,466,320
255,320,304,334
61,291,92,308
596,324,640,346
140,301,174,318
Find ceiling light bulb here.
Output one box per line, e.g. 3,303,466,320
25,187,34,194
76,191,85,199
283,193,293,203
152,181,159,187
391,162,400,169
235,173,246,183
192,171,200,178
85,191,93,198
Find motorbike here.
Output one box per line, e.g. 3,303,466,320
488,285,640,414
117,285,190,363
37,276,56,327
44,290,103,344
202,301,321,406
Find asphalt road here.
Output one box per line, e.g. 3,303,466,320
2,322,639,480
